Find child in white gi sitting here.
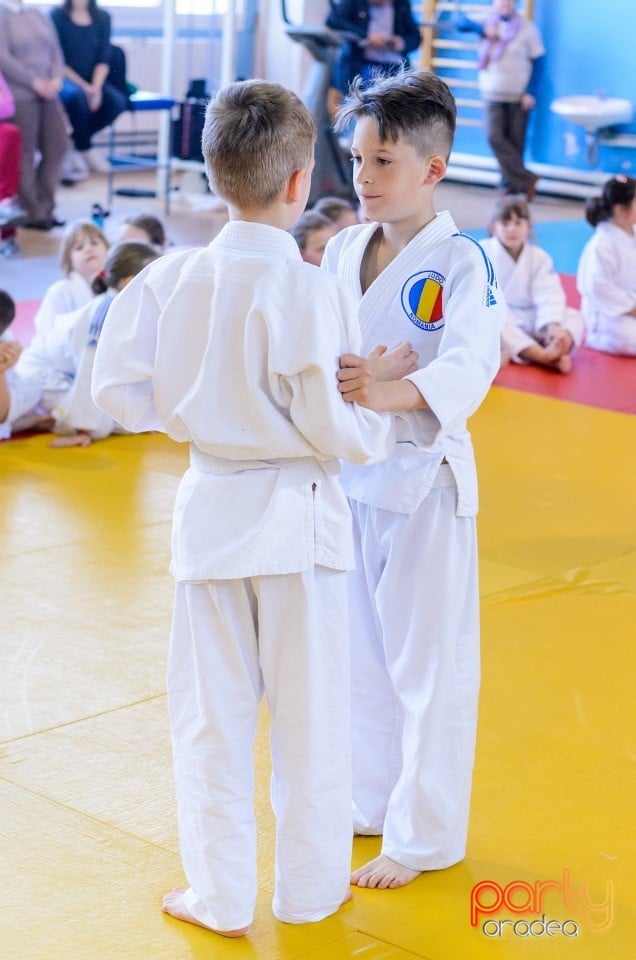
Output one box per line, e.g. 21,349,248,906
577,175,636,356
1,242,158,442
289,208,338,266
33,219,109,336
481,197,584,372
324,70,506,890
119,213,167,252
92,79,395,937
313,195,360,231
49,241,159,447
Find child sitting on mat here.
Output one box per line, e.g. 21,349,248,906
481,197,583,371
577,175,636,356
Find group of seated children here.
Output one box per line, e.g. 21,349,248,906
0,213,167,444
479,174,636,371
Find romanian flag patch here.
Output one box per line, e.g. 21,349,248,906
401,271,446,331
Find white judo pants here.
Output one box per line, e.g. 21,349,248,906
167,568,352,931
349,465,480,871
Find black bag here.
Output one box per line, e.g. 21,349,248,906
171,80,210,162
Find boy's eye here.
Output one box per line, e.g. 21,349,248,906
350,155,361,164
377,157,391,166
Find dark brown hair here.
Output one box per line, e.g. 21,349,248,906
91,242,159,294
122,214,166,250
334,69,457,161
0,289,16,336
585,176,636,227
488,197,531,232
289,211,335,251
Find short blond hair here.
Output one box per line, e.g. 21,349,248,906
202,79,316,208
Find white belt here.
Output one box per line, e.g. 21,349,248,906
189,445,334,476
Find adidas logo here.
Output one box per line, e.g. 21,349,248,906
484,285,497,308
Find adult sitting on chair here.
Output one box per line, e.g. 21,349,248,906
51,0,128,177
326,0,421,95
0,0,68,231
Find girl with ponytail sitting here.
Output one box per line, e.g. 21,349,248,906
577,176,636,356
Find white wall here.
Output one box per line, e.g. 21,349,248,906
256,0,332,97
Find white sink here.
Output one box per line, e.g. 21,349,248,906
551,95,633,132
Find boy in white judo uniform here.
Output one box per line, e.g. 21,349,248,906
91,80,394,937
323,70,506,889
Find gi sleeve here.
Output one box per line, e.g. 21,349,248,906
6,334,56,424
269,269,393,465
577,239,635,318
404,241,505,440
532,248,567,332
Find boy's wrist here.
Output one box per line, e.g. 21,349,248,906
374,378,426,413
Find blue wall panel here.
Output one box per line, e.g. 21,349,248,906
439,0,636,175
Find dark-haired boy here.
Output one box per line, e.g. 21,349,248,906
325,70,506,889
93,79,395,936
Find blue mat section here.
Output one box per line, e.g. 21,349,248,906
466,220,594,275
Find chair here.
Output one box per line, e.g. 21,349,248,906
106,90,176,213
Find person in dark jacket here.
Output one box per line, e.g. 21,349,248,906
327,0,421,94
50,0,128,175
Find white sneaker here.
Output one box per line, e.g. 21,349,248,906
82,148,111,174
0,198,26,226
61,148,88,183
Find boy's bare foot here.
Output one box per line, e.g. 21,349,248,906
49,431,92,448
350,854,421,889
555,354,572,374
161,888,248,938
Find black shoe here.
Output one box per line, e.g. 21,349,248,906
22,219,52,231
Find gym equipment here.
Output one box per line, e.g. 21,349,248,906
281,1,357,205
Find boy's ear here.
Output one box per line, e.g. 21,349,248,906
285,167,306,204
424,155,447,185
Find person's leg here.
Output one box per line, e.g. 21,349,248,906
507,102,535,194
165,579,261,934
11,100,39,219
87,82,128,139
257,567,352,923
36,99,68,222
354,468,481,887
348,498,402,836
485,101,529,193
59,80,93,152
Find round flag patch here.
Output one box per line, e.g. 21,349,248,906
401,271,446,331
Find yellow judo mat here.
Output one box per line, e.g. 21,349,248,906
1,383,634,960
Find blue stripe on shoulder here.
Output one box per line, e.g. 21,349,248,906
452,231,495,285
